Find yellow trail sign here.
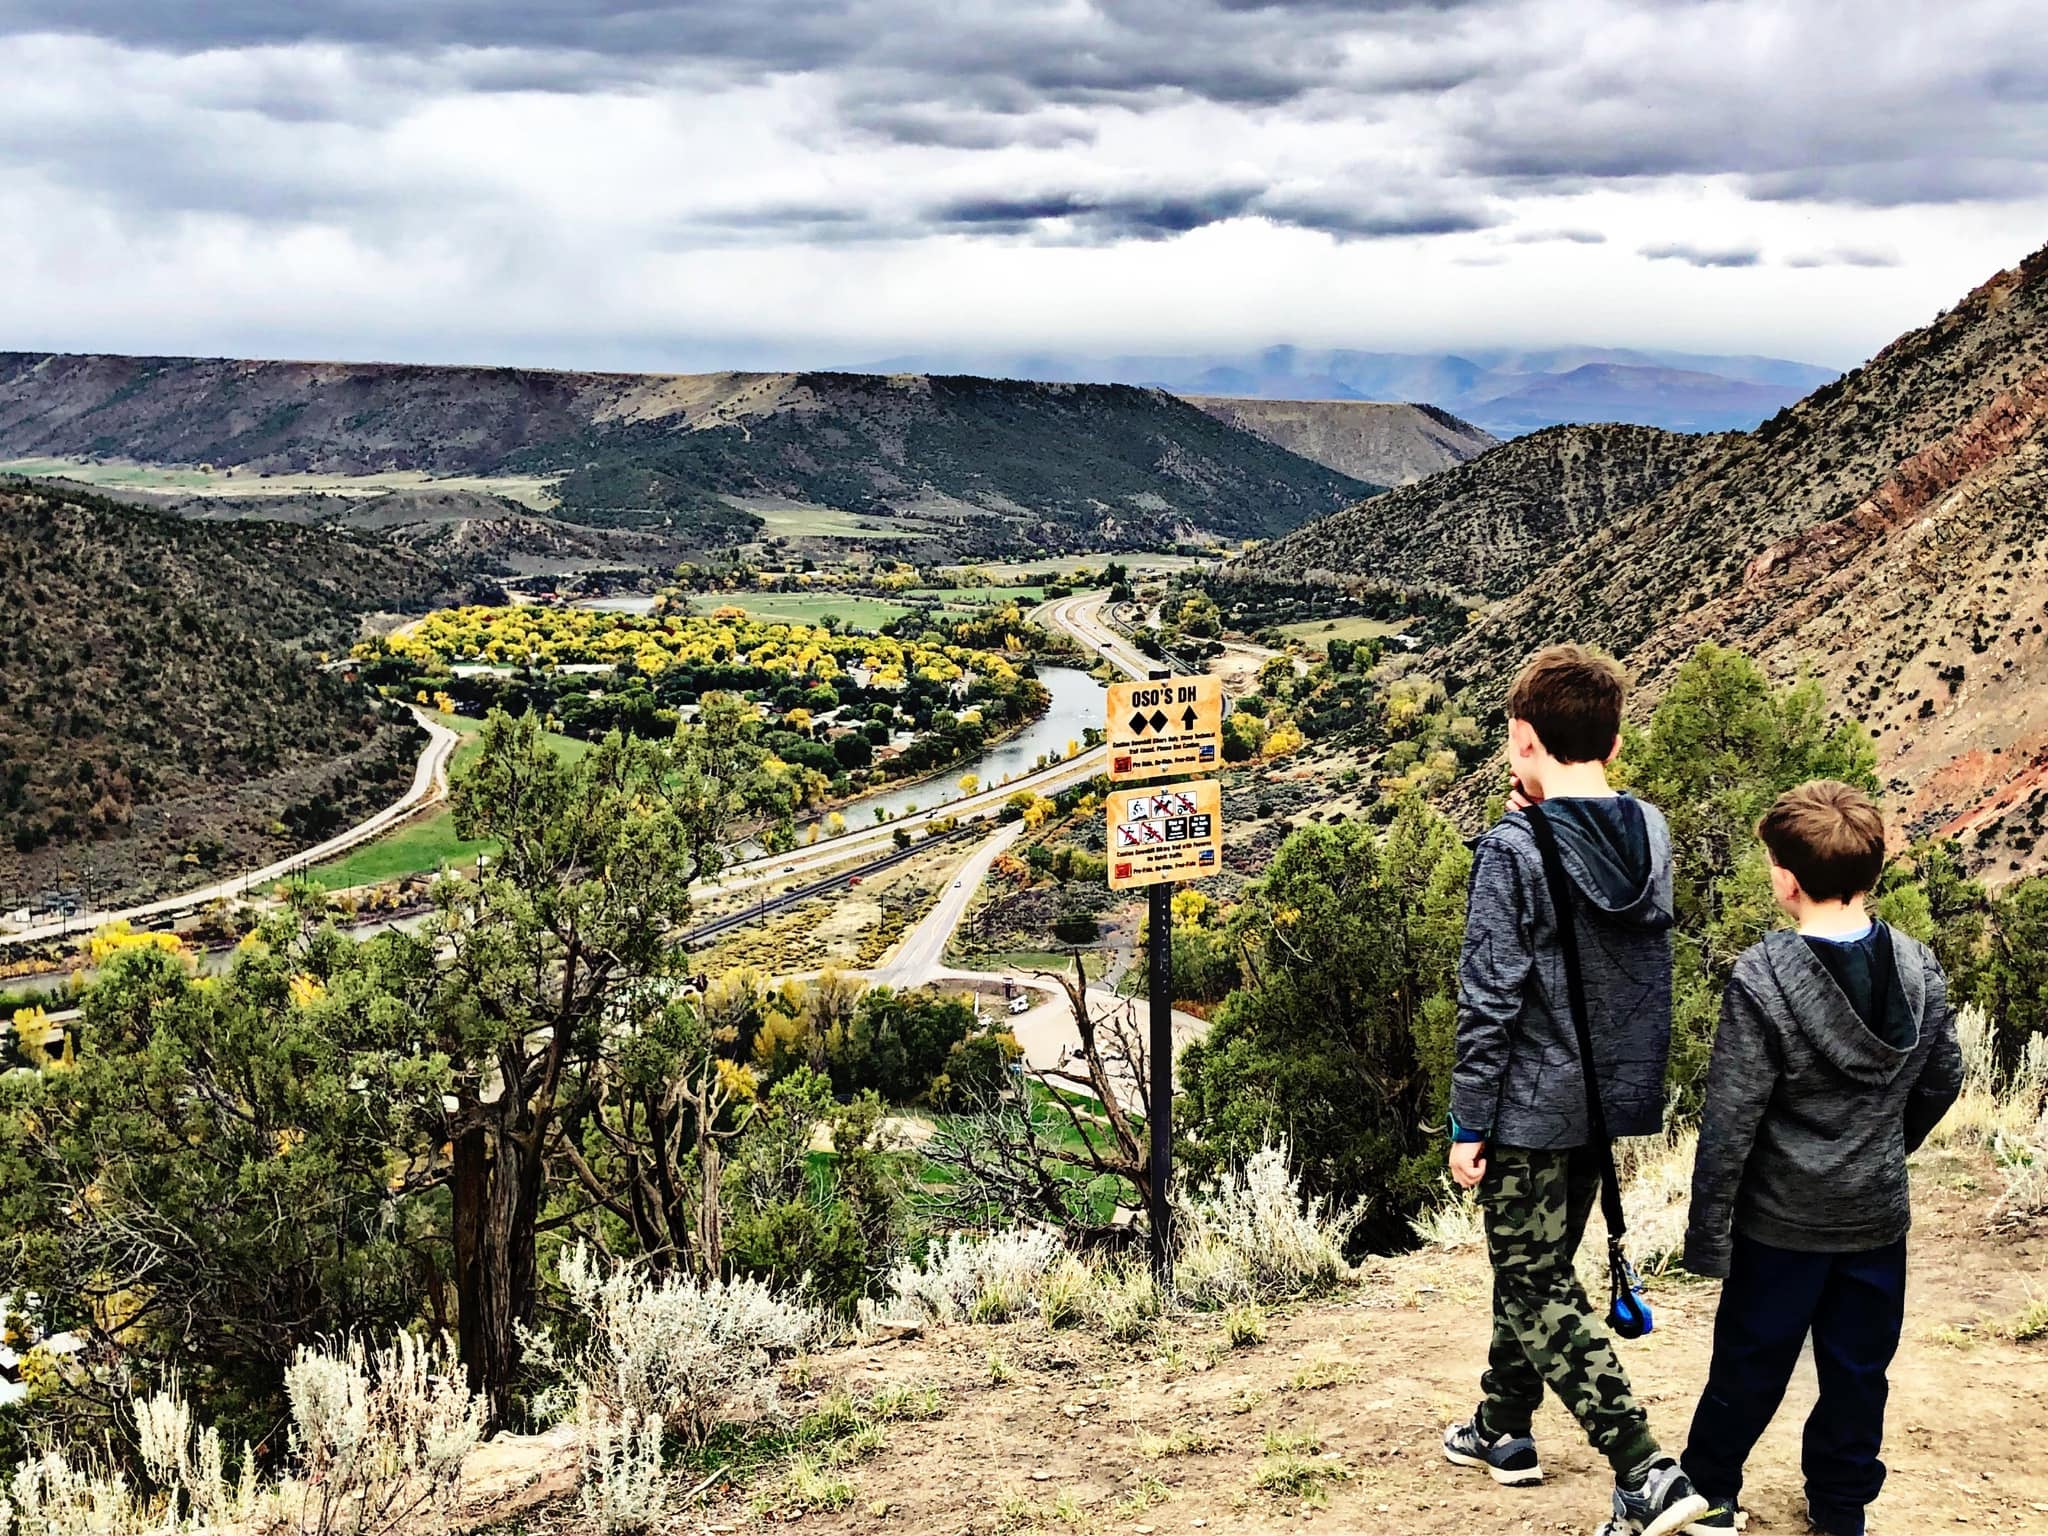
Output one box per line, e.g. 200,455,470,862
1107,778,1223,891
1107,674,1222,783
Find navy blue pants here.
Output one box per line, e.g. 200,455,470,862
1682,1233,1906,1536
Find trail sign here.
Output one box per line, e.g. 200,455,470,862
1107,778,1223,891
1107,674,1222,783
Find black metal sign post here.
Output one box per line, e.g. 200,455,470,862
1147,876,1174,1285
1105,665,1222,1290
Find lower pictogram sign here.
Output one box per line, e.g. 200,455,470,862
1107,778,1223,891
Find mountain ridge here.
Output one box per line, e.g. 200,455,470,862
1232,422,1725,599
852,344,1839,436
0,478,460,908
0,353,1374,555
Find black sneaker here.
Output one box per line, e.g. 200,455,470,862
1806,1504,1861,1536
1603,1457,1712,1536
1441,1413,1542,1487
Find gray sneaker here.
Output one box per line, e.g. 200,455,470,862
1441,1413,1542,1487
1601,1456,1711,1536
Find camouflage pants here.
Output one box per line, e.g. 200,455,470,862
1478,1144,1657,1473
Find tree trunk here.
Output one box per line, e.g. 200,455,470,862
453,1118,542,1430
451,1123,488,1402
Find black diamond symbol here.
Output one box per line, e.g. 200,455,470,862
1149,710,1168,732
1128,710,1149,734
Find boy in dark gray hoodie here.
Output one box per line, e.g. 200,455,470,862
1444,645,1707,1536
1681,781,1963,1536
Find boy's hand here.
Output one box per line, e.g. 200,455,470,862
1449,1140,1487,1188
1507,772,1536,812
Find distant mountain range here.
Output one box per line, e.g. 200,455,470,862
856,346,1841,436
0,357,1401,555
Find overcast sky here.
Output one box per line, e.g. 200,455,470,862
0,0,2041,372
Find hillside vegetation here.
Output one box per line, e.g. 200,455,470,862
0,480,453,905
1181,396,1495,485
1234,422,1724,599
0,356,1369,553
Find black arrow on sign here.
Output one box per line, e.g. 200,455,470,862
1180,705,1198,730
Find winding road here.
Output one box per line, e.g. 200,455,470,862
1,708,462,947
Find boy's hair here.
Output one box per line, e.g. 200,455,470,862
1758,780,1887,902
1505,644,1627,763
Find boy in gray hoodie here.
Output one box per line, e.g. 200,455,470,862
1681,781,1963,1536
1444,645,1707,1536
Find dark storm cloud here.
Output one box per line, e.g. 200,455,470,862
1784,248,1904,270
1639,243,1762,269
1,0,1474,112
920,186,1494,244
927,189,1261,242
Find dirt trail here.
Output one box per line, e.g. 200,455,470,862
751,1147,2047,1536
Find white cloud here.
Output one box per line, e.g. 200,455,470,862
0,2,2042,370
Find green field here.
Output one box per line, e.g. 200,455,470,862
1,457,560,509
910,585,1046,606
961,948,1109,981
722,592,917,629
1277,615,1411,648
305,713,589,891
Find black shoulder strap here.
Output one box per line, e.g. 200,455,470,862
1524,804,1627,1242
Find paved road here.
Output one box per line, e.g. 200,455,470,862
867,820,1027,989
1,707,462,947
1036,590,1158,680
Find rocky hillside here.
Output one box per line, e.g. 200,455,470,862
0,480,456,908
0,355,1369,553
1233,423,1723,599
1441,244,2048,877
1181,397,1494,486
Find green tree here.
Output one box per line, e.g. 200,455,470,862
1180,799,1469,1246
828,986,980,1104
409,712,700,1426
1981,875,2048,1072
1618,645,1879,1105
722,1069,902,1315
0,925,438,1455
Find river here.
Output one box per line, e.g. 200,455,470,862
816,664,1105,832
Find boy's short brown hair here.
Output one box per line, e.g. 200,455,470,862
1505,644,1627,763
1758,780,1887,902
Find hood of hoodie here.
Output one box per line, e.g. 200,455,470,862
1761,926,1925,1087
1531,794,1673,931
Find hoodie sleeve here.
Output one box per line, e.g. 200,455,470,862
1450,834,1536,1138
1904,958,1964,1154
1684,975,1781,1279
